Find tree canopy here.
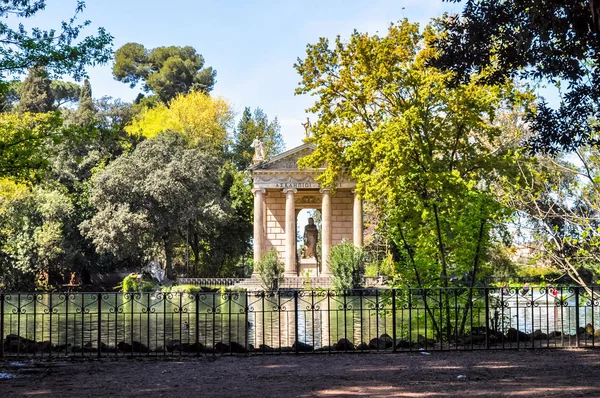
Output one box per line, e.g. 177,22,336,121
295,20,529,289
81,132,222,279
434,0,600,152
0,185,76,289
0,1,112,81
125,91,233,149
0,112,65,181
113,43,216,104
18,66,54,113
231,107,285,170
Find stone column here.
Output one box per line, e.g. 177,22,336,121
353,191,363,247
283,188,297,276
252,187,266,269
321,188,332,275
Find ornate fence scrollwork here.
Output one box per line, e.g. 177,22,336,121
2,287,600,357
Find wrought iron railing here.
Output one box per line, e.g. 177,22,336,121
175,278,247,286
1,286,598,357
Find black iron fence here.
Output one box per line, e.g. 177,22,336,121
1,286,599,357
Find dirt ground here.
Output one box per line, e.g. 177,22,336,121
1,350,599,397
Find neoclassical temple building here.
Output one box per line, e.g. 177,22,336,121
250,143,363,277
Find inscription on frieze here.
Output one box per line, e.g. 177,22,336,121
276,182,319,188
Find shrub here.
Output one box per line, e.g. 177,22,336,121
115,273,155,292
165,284,203,293
329,240,366,292
364,263,378,278
516,265,561,280
255,249,284,291
365,253,395,278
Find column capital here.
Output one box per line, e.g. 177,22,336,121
282,188,297,195
252,187,266,194
319,188,332,194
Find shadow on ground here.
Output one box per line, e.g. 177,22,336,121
1,350,599,397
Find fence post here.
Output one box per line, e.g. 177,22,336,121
294,290,299,354
392,289,397,353
49,293,53,359
32,294,37,357
130,294,134,356
575,287,580,348
408,289,413,351
485,287,490,350
97,293,102,358
592,287,596,348
244,292,249,354
227,292,232,355
146,293,151,357
195,293,200,357
0,293,4,358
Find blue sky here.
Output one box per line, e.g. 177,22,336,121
28,0,462,149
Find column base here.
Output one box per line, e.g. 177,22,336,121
284,271,299,277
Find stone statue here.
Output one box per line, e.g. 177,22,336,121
251,137,265,164
303,217,318,259
301,117,311,137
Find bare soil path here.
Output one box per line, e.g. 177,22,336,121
1,350,599,397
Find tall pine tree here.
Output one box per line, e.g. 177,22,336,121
18,66,54,113
231,107,285,170
75,79,96,125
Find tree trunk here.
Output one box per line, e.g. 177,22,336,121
433,204,451,341
191,229,200,277
163,232,174,280
458,218,486,338
397,224,442,338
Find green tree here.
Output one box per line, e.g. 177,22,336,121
0,185,76,289
505,148,600,291
47,92,139,280
81,132,222,280
113,43,216,104
0,1,112,180
0,112,64,180
0,1,112,82
50,81,81,108
329,241,365,292
74,79,96,125
255,249,284,290
434,0,600,152
4,80,84,111
0,80,22,112
295,20,528,336
190,163,253,277
125,91,233,150
18,66,54,113
231,107,285,170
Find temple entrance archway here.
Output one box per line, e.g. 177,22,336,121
250,143,363,277
296,208,322,276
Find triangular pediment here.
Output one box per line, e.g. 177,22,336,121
250,143,316,172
